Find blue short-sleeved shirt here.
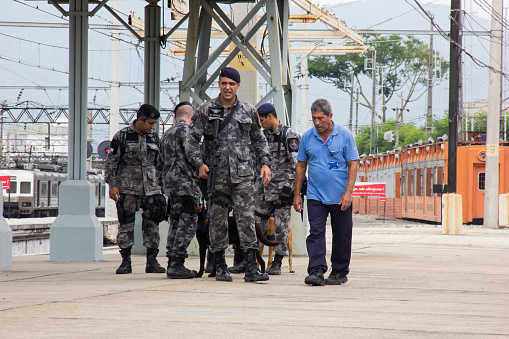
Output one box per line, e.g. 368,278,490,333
297,122,359,205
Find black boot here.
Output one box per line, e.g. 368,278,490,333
233,248,243,266
229,248,245,273
267,254,284,275
205,249,214,274
214,250,232,282
229,259,246,274
167,256,197,279
116,248,132,274
166,256,172,273
244,249,269,282
145,248,166,273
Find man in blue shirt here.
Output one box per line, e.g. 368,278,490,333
293,98,359,286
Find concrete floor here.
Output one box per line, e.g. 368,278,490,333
1,214,508,338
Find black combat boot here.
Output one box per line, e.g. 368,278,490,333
214,250,232,282
145,248,166,273
167,256,197,279
116,248,132,274
229,260,246,274
166,256,172,273
267,254,284,275
229,248,246,274
244,249,269,282
205,249,214,274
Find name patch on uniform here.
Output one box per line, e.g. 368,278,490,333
287,138,300,152
208,107,224,120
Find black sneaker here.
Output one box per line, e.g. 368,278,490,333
304,269,325,286
325,270,348,285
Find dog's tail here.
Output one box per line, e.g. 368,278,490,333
255,223,282,247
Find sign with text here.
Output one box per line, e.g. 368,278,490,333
0,175,11,189
352,182,386,202
229,43,256,71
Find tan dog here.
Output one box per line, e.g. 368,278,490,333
263,217,295,273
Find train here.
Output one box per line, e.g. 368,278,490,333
353,140,509,224
1,169,105,218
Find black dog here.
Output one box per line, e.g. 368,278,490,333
195,211,280,278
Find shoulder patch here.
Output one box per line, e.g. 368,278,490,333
109,139,120,155
287,138,300,152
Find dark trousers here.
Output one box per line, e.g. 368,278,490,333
306,199,353,276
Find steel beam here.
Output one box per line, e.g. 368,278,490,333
180,0,200,101
180,0,293,121
144,1,161,108
266,0,288,124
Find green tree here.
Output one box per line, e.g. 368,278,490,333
355,117,449,155
429,115,449,141
307,35,448,123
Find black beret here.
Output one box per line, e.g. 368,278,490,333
138,104,160,119
174,101,192,114
219,67,241,83
257,103,275,116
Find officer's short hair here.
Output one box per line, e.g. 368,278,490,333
137,104,160,120
174,101,193,119
310,98,332,116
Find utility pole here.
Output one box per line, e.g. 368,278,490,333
380,67,386,122
448,0,462,194
393,96,408,147
348,70,354,132
355,86,359,135
300,55,309,134
369,46,376,154
394,107,400,147
427,17,434,137
0,113,3,156
484,0,503,228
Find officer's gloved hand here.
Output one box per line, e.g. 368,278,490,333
279,186,293,205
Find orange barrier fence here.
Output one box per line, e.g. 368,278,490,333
352,196,441,223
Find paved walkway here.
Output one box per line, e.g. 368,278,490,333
1,215,509,338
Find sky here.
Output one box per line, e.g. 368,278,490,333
0,0,505,148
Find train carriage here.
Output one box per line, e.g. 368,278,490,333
1,169,105,218
354,141,509,224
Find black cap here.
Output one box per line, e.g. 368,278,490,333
219,67,241,83
138,104,160,119
257,103,275,116
174,101,192,114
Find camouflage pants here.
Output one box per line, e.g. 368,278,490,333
209,177,257,253
166,195,198,259
116,194,160,249
255,200,291,256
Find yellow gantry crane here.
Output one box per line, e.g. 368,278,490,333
128,0,367,56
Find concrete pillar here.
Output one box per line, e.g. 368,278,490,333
50,181,103,261
0,188,12,271
132,1,168,256
499,193,509,227
442,193,463,235
50,0,103,262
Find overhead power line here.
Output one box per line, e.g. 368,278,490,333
412,0,509,82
